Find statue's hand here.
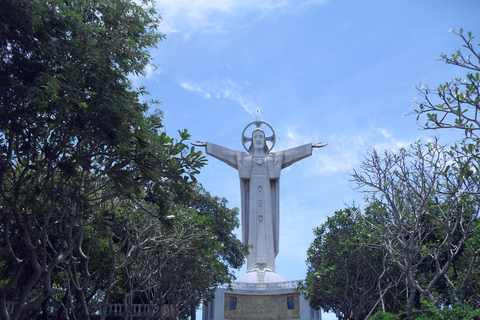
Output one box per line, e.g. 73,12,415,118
191,141,207,147
312,142,327,148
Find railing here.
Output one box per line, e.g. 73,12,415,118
90,304,156,316
6,302,173,318
219,279,303,291
91,304,175,318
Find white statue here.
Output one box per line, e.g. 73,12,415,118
193,121,326,275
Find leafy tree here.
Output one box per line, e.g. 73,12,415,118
0,0,207,319
188,185,247,272
76,185,247,320
413,29,480,178
304,30,480,320
20,183,246,320
413,28,480,310
351,139,480,316
302,208,406,320
308,140,480,319
414,29,480,141
370,302,480,320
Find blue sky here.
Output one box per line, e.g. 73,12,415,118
134,0,479,318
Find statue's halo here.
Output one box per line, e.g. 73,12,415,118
241,121,276,152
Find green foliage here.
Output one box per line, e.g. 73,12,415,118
189,185,248,271
306,139,480,319
302,207,405,320
352,139,480,315
371,303,480,320
414,29,480,142
0,0,232,319
370,311,402,320
412,29,480,312
88,186,247,319
304,29,480,320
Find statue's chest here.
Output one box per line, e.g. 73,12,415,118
251,157,269,176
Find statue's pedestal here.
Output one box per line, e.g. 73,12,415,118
202,271,321,320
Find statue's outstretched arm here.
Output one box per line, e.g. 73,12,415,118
191,141,239,169
280,142,326,169
312,142,327,148
191,141,207,147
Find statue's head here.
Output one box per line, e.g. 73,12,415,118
250,128,268,155
242,121,276,154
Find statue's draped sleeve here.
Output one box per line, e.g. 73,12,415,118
204,143,251,246
205,142,239,169
277,143,313,169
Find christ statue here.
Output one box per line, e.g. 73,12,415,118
193,121,326,276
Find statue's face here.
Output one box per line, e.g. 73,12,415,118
253,130,265,149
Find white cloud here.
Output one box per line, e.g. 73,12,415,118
179,79,258,114
318,134,420,176
377,127,392,138
155,0,328,34
372,138,414,153
275,125,418,176
180,82,212,99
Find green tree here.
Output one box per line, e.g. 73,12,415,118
302,208,405,320
188,185,248,272
309,141,480,319
351,140,480,316
413,28,480,310
78,185,247,320
0,0,206,319
413,29,480,179
414,29,480,141
305,30,480,320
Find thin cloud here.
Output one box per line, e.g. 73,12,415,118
180,82,212,99
179,80,258,114
372,138,414,153
276,126,418,176
155,0,328,34
377,127,392,138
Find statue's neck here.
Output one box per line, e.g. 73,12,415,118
252,149,266,157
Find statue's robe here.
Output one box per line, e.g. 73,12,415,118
205,142,313,272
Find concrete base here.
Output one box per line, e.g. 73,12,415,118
202,280,321,320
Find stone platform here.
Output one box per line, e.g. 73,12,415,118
202,277,321,320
